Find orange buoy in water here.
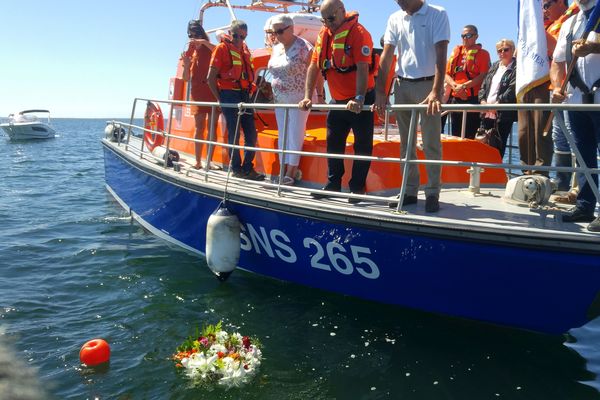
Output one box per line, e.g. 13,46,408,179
79,339,111,366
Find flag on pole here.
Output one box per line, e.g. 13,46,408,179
516,0,550,102
584,4,600,34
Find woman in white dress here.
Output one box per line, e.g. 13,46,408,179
267,15,319,185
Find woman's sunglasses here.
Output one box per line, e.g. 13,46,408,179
267,26,290,35
232,33,247,40
497,47,511,53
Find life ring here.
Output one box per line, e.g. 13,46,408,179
144,101,165,151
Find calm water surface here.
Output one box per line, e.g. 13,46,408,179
1,119,599,399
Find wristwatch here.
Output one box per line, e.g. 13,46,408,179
354,94,365,103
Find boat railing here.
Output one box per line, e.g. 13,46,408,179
111,98,600,210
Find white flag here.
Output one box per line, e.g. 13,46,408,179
516,0,550,102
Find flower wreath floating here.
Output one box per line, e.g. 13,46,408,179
172,321,263,388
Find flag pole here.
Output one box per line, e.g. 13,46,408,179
542,32,592,137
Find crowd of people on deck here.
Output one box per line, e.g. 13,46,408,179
179,0,600,231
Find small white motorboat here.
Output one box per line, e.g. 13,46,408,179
0,110,56,140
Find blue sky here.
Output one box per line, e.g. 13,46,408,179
0,1,518,118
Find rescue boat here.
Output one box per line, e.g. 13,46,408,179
102,0,600,334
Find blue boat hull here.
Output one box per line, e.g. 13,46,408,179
103,143,600,334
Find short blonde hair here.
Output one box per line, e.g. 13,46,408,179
496,39,515,52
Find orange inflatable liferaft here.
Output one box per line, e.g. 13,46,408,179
144,101,165,151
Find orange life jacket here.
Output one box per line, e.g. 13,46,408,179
217,40,255,90
447,44,485,97
315,12,377,76
546,3,580,39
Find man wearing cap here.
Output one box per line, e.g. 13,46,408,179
374,0,450,213
207,20,265,181
299,0,375,203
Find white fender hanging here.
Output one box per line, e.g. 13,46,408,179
205,201,241,281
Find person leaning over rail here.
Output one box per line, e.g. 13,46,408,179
478,39,517,158
181,20,220,171
266,14,316,186
551,0,600,231
299,0,376,204
374,0,450,213
445,24,491,139
207,20,265,181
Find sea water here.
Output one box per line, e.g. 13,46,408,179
0,119,599,399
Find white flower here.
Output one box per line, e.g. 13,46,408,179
218,357,251,388
208,343,228,355
231,332,243,342
216,330,229,342
181,352,218,379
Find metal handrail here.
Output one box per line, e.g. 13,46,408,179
113,97,600,209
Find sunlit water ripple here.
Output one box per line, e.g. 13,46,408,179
0,119,599,399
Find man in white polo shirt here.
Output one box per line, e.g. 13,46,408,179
374,0,450,213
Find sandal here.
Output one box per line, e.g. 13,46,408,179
282,176,295,186
194,161,222,171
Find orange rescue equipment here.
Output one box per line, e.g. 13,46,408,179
144,101,165,151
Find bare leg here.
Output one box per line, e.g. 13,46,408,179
285,164,298,179
205,110,218,165
194,112,207,168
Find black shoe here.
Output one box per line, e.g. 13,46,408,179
588,217,600,232
312,184,341,199
388,194,418,208
348,189,366,204
244,169,265,181
232,170,246,178
562,207,595,223
425,196,440,213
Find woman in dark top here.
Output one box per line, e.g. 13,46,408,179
478,39,517,158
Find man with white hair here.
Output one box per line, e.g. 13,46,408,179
551,0,600,231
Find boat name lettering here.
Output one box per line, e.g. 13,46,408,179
239,223,380,280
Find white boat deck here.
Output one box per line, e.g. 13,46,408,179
116,135,600,251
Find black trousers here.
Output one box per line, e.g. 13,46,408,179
326,90,375,192
450,96,480,139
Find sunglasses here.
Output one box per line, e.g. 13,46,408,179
320,15,337,24
497,47,511,53
232,33,247,40
543,0,557,10
461,33,475,39
267,26,290,35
